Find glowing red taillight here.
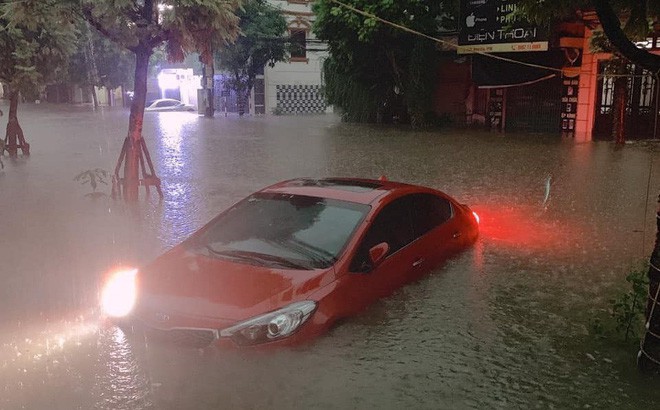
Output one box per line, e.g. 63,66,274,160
472,211,480,224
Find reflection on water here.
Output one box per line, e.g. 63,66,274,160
157,112,193,177
2,106,660,408
94,327,153,410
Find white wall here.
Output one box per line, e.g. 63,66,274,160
264,0,329,115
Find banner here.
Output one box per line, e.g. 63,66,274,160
458,0,548,54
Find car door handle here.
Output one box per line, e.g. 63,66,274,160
412,258,424,268
452,231,462,239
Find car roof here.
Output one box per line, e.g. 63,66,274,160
260,177,426,205
150,98,180,103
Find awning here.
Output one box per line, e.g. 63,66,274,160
472,50,567,88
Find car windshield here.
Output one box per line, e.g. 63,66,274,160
194,193,370,270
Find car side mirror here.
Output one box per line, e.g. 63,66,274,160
368,242,389,267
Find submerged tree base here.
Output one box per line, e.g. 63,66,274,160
111,137,163,201
4,118,30,157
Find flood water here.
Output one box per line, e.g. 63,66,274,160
1,103,660,409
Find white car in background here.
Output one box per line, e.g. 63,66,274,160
145,98,196,112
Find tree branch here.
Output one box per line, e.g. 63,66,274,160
593,0,660,74
81,5,135,52
148,27,170,49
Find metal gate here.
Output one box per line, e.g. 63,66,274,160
505,77,563,133
594,62,659,140
213,75,239,114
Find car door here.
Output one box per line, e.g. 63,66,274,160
162,100,178,111
342,195,424,305
407,193,462,275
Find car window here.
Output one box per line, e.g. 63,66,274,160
159,100,177,107
197,193,370,269
410,193,452,236
350,196,415,272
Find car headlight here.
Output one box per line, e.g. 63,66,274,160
100,268,138,318
219,301,317,346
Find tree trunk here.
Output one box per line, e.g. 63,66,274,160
238,90,247,116
204,60,215,118
611,75,627,144
82,22,100,109
123,48,151,201
4,90,29,157
90,85,99,109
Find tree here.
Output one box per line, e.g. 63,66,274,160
215,0,288,116
0,0,77,156
78,0,241,201
7,1,240,196
313,0,458,126
67,23,135,108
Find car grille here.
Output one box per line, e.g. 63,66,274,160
145,327,218,348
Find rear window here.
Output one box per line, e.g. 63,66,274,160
293,178,383,193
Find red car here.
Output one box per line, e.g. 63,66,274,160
101,178,479,348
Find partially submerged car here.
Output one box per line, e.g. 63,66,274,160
144,98,195,112
101,178,479,348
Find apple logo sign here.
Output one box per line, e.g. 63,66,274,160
466,13,476,27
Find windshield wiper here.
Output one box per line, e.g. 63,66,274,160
275,238,337,268
204,245,310,270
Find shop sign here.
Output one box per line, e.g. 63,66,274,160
458,0,548,54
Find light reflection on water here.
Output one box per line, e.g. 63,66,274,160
1,106,660,408
157,112,192,177
94,327,153,410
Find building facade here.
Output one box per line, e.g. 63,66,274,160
436,8,660,141
213,0,328,116
260,0,329,116
575,13,660,141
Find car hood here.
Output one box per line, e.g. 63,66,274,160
134,247,335,328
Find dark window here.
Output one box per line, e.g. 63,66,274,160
290,30,306,59
410,194,452,237
350,196,415,272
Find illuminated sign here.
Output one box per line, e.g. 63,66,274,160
458,0,548,54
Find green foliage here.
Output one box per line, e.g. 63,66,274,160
74,168,109,198
68,22,135,90
215,0,287,111
518,0,657,26
78,0,241,63
0,0,77,97
609,265,648,342
406,38,439,128
313,0,457,125
321,56,383,123
516,0,590,25
587,263,649,343
518,0,658,54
